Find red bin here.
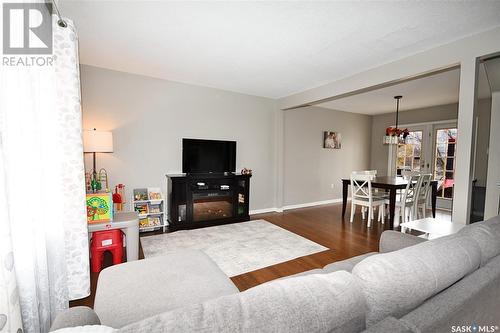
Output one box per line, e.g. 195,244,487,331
90,230,123,273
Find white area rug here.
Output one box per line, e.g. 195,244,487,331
141,220,328,277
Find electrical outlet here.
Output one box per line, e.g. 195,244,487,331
330,183,335,189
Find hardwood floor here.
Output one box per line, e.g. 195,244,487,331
233,203,383,290
70,203,449,308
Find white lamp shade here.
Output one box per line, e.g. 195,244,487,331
83,130,113,153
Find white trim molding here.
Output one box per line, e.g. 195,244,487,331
250,198,345,215
249,207,281,215
282,198,343,211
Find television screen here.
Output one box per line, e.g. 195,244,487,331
182,139,236,174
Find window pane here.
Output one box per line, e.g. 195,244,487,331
447,143,456,156
433,128,458,200
397,131,422,173
436,144,446,156
446,157,454,170
449,129,458,140
437,130,448,143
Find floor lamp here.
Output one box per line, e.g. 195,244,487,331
83,129,113,191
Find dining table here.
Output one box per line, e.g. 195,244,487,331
341,176,438,230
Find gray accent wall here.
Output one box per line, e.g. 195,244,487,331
283,106,372,206
80,65,277,211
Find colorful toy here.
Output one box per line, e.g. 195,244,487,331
90,174,102,192
99,169,109,192
87,169,109,193
113,184,125,212
86,192,113,223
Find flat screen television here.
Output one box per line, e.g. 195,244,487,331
182,138,236,174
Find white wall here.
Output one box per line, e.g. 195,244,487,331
80,65,277,212
283,106,371,206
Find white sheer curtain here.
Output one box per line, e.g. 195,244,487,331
0,13,90,333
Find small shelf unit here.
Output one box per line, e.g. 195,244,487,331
132,187,167,232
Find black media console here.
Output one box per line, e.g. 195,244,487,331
166,173,251,230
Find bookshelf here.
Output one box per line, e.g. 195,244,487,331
132,187,166,232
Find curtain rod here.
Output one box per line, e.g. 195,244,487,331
51,0,68,27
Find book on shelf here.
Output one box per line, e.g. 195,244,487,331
139,218,149,228
149,192,162,200
149,204,161,213
134,203,148,215
148,216,161,226
133,188,149,201
148,187,162,200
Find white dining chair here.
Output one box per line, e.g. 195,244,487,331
378,174,422,227
414,174,433,219
350,173,385,227
351,170,386,218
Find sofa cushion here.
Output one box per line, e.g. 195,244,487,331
399,255,500,332
94,250,238,328
282,252,377,280
323,252,377,273
352,234,481,327
378,230,427,253
50,307,101,331
458,215,500,265
118,271,367,333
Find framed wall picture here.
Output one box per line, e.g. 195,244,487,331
323,131,341,149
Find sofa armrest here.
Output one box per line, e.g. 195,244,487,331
379,231,427,253
50,306,101,331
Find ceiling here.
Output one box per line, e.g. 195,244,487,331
60,1,500,99
317,65,491,115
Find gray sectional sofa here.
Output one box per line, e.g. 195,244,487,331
51,216,500,333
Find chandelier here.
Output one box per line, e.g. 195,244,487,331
383,95,409,145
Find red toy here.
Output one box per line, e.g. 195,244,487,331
113,184,125,212
90,230,123,273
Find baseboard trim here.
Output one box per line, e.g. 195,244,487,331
249,207,280,215
282,198,343,211
250,198,345,215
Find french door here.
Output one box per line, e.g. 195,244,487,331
394,122,458,210
432,123,458,210
396,125,429,174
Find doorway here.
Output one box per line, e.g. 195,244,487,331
394,121,458,210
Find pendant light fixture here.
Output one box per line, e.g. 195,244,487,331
383,95,409,145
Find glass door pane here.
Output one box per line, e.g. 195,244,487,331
433,128,458,200
396,130,423,173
